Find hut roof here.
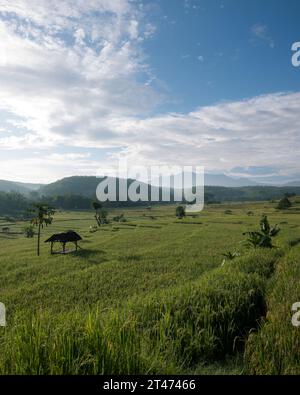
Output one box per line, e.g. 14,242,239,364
45,231,82,243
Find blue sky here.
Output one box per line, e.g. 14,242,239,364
144,0,300,111
0,0,300,183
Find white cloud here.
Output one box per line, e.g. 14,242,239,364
79,92,300,177
0,0,161,150
0,1,299,182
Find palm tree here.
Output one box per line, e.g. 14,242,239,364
30,204,55,256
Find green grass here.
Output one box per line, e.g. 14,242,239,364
0,201,299,374
245,243,300,374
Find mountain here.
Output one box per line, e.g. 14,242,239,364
150,172,259,189
15,182,43,191
0,180,43,194
39,176,102,197
37,174,260,197
39,176,175,202
283,180,300,187
204,174,259,187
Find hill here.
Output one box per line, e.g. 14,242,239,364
13,176,300,206
39,176,102,197
0,180,42,194
204,173,259,187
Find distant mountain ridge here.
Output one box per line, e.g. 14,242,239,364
1,176,300,211
1,174,300,198
204,174,259,187
39,174,260,197
0,180,43,194
282,180,300,187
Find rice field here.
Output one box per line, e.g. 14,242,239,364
0,200,299,374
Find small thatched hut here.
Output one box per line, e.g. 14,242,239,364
45,230,82,254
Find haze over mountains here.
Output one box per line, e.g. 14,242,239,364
0,180,43,194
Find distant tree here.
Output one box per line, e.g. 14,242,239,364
247,211,254,216
29,204,55,256
24,224,35,238
176,205,186,219
92,201,102,226
243,215,280,249
277,196,292,210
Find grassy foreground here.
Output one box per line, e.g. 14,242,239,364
0,201,300,374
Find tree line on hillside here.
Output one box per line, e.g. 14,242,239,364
0,192,93,216
0,187,298,217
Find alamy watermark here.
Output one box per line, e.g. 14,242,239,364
96,160,204,212
292,302,300,327
291,42,300,67
0,303,5,327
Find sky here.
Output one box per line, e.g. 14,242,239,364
0,0,300,183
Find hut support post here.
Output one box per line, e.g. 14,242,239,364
51,242,53,254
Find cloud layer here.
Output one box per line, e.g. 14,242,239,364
0,1,299,182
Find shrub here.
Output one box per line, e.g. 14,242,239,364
277,196,292,210
176,206,186,219
23,225,35,238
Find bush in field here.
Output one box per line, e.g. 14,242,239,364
176,205,186,219
277,196,292,210
243,215,280,249
23,224,35,238
224,209,232,215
